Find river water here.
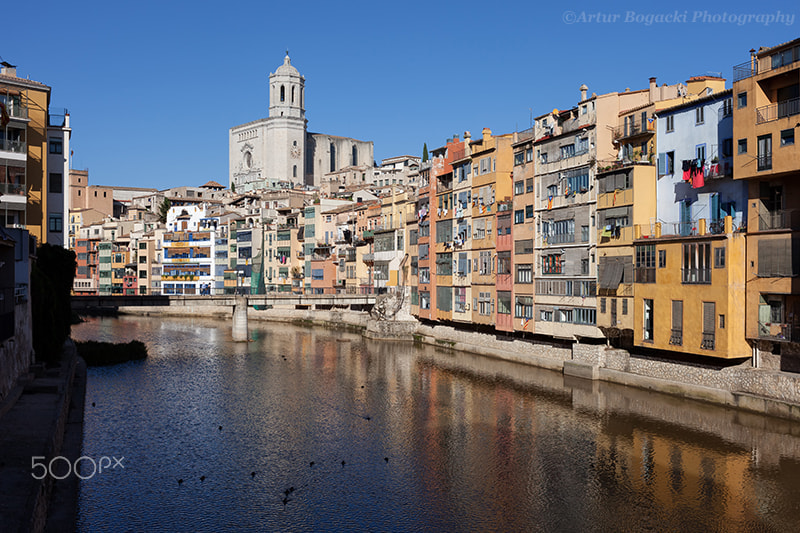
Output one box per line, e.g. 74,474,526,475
73,316,800,532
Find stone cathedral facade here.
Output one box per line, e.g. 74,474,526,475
229,54,374,191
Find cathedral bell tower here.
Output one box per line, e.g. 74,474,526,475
266,52,307,185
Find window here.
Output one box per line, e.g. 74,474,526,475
695,107,704,124
479,157,492,174
497,291,511,315
658,151,675,176
514,210,524,224
526,148,533,162
721,98,733,117
436,252,452,276
643,299,654,341
600,298,606,313
781,129,795,146
514,239,533,254
547,184,558,198
515,296,533,319
478,251,492,275
436,286,452,312
514,152,524,166
581,258,589,275
738,139,748,155
497,251,511,275
49,215,63,232
665,115,674,132
702,302,716,350
526,178,534,193
658,249,666,268
581,225,589,242
722,138,733,158
719,314,725,329
542,254,562,274
737,92,747,108
696,144,706,162
454,287,467,313
682,242,712,283
757,134,772,171
635,244,656,283
514,181,524,195
670,300,683,345
525,205,534,219
49,140,62,154
419,267,430,284
478,292,493,316
516,264,532,283
560,144,575,159
714,246,726,268
420,291,430,310
622,298,628,315
49,173,63,193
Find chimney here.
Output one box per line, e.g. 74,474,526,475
464,131,471,141
580,84,588,101
649,77,657,103
482,127,492,141
0,61,17,77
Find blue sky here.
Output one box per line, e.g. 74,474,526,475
5,0,798,190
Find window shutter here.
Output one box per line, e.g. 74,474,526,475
672,300,683,331
657,153,666,176
703,302,715,333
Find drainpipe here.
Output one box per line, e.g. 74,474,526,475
752,342,759,368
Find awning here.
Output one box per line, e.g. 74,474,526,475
599,259,624,290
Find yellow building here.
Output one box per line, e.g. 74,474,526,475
633,217,749,358
596,162,656,345
1,62,59,243
732,39,800,352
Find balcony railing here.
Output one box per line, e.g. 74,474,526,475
669,329,683,346
0,183,25,196
612,119,654,141
634,266,655,283
362,253,374,263
733,60,759,82
757,153,773,171
682,267,711,284
0,139,26,153
701,332,715,350
755,97,800,124
758,322,800,342
759,209,800,231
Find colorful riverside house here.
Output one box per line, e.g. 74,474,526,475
732,39,800,366
161,205,219,295
510,128,536,334
450,135,473,326
412,160,432,317
468,129,513,329
432,136,467,322
633,82,749,358
372,188,409,295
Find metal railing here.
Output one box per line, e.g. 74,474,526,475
758,322,800,342
634,266,655,283
755,97,800,124
0,139,26,153
613,119,654,140
759,209,800,231
701,332,715,350
669,329,683,346
682,267,711,284
0,183,25,195
733,60,758,81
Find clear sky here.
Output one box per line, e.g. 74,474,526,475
4,0,798,190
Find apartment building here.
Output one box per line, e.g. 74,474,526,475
511,129,536,334
732,39,800,357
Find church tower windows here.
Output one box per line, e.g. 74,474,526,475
330,143,336,172
280,85,285,102
352,145,358,166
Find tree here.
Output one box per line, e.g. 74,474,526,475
231,182,236,193
32,244,76,363
422,143,428,162
158,197,171,224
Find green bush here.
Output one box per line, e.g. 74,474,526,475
76,340,148,366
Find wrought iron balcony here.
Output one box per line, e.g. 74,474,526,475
757,153,773,171
682,267,711,284
758,322,800,342
755,97,800,124
759,209,800,231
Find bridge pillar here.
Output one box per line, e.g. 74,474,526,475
232,295,248,342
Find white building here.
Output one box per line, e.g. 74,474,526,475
162,205,220,295
46,112,70,247
229,53,374,191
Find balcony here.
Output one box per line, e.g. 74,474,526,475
759,209,800,231
682,267,711,284
701,332,716,350
362,253,374,263
755,97,800,124
612,119,654,141
634,266,655,283
669,329,683,346
758,321,800,342
0,182,25,196
0,139,26,154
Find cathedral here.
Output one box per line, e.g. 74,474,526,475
229,53,374,191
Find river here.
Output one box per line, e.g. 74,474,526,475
72,315,800,531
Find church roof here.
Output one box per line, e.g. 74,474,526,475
275,53,300,77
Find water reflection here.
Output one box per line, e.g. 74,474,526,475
74,316,800,531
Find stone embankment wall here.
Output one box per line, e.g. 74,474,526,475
116,305,800,421
0,300,33,402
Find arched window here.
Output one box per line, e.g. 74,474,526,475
330,143,336,172
291,86,295,104
293,165,297,178
280,85,285,102
352,145,358,166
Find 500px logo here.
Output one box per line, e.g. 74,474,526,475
31,455,125,480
